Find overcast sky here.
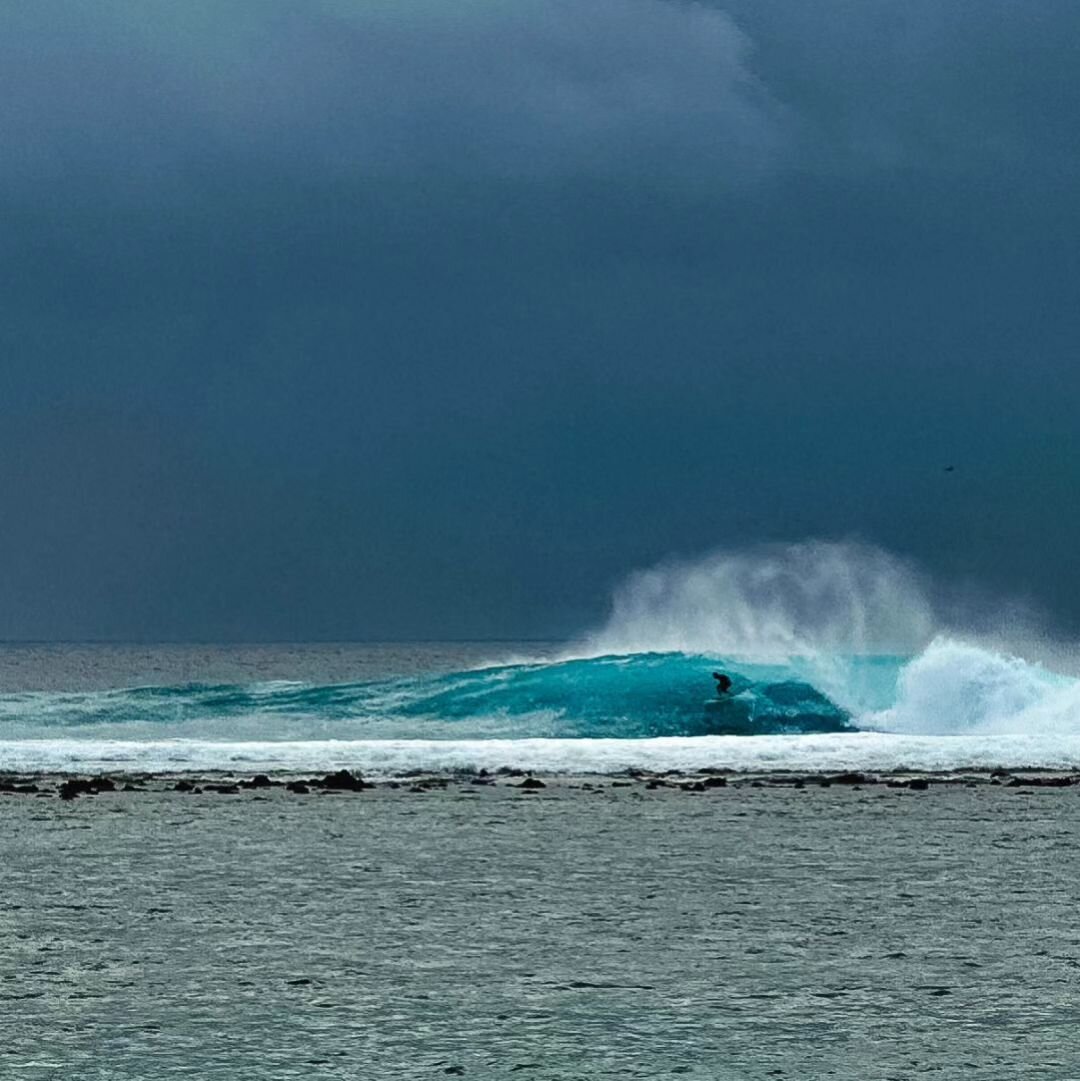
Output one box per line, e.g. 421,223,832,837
3,0,1079,640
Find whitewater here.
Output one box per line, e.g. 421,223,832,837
2,542,1079,775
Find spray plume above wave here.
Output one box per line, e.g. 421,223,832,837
582,541,936,660
1,542,1079,772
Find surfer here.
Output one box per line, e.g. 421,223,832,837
712,672,732,696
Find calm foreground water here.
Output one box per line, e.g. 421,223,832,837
2,780,1079,1079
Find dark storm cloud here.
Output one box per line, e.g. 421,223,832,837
0,0,785,189
2,1,1080,640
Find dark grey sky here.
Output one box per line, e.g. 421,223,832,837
3,0,1079,640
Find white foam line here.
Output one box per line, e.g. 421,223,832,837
2,733,1080,775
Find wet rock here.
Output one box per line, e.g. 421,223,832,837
702,776,728,788
241,774,275,789
0,781,39,794
517,777,546,789
645,779,668,790
319,769,366,792
59,777,120,799
285,782,310,794
59,778,97,800
173,780,196,792
1008,775,1075,787
829,772,873,786
497,767,525,777
208,784,240,795
470,776,495,786
907,778,930,791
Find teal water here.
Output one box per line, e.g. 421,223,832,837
0,641,1078,775
0,649,896,739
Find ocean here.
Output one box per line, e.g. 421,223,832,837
1,541,1076,778
1,634,1078,777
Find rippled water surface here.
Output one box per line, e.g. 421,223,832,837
3,782,1079,1078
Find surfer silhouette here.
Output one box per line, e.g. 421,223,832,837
712,672,732,696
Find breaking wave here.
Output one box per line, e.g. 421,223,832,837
1,542,1078,773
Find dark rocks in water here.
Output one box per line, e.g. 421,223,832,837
828,772,873,786
1008,775,1076,787
497,767,525,777
59,777,117,800
907,778,930,791
470,776,496,786
240,774,275,789
285,781,310,794
645,779,669,790
610,781,633,788
174,780,196,792
208,784,240,795
702,776,728,788
59,778,95,800
318,769,366,792
0,780,39,795
680,781,706,793
518,777,546,789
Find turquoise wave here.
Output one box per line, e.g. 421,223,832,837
0,652,875,738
